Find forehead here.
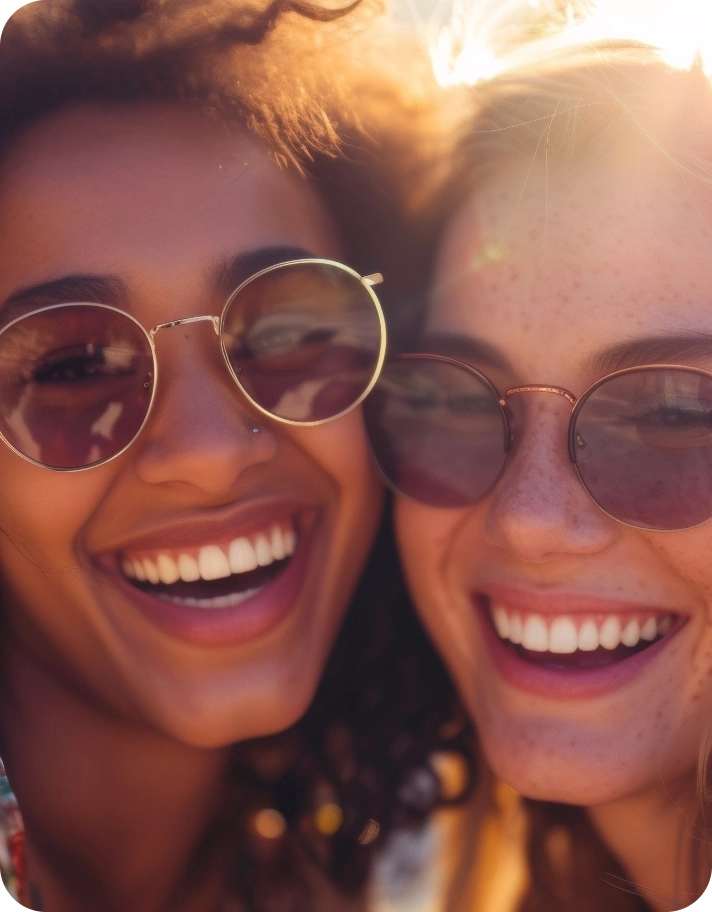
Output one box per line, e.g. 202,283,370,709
429,156,712,384
0,104,337,305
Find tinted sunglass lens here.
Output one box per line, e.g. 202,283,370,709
573,368,712,529
0,305,155,469
364,356,508,507
221,262,383,423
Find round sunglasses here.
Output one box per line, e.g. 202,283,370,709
363,353,712,531
0,258,386,471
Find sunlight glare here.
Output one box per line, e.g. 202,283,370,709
429,0,712,86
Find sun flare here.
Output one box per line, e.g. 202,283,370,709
427,0,712,86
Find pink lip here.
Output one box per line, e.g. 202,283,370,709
95,497,311,554
474,584,687,700
484,583,678,619
101,510,317,648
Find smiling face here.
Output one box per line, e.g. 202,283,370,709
394,153,712,806
0,103,383,747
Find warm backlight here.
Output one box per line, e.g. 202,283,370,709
428,0,712,86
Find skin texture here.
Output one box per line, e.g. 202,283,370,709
395,155,712,908
0,103,383,911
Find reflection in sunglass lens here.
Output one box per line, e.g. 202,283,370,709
221,262,383,422
573,368,712,529
0,304,155,469
364,356,508,507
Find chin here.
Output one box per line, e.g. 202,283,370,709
137,667,321,749
479,725,649,807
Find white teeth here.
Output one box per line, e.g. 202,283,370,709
549,617,578,654
658,615,672,635
509,614,523,644
490,604,673,655
198,546,231,581
597,617,622,650
143,559,160,585
157,554,180,585
620,619,640,648
178,554,200,582
229,538,258,574
492,606,511,640
283,527,297,557
577,620,599,652
121,520,298,589
270,526,286,561
522,615,549,652
255,535,273,567
159,588,260,610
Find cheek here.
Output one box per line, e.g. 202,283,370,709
393,498,478,675
393,498,447,582
646,533,712,707
0,457,108,573
649,531,712,605
290,411,381,507
0,458,114,665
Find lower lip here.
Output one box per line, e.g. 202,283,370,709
475,599,685,700
107,514,316,648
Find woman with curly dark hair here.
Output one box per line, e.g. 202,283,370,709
0,2,475,909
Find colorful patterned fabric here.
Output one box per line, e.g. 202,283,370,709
0,758,29,907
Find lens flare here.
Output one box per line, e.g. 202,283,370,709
427,0,712,86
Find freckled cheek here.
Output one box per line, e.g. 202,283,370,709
646,532,712,631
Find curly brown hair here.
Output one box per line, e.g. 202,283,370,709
0,2,475,909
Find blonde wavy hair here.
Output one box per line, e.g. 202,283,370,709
435,43,712,912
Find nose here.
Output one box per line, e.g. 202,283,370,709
132,327,278,496
484,394,617,561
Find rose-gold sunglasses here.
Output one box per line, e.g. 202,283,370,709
364,353,712,531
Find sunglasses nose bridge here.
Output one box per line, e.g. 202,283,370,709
501,385,579,465
503,384,578,407
149,314,220,341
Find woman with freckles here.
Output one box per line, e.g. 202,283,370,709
365,44,712,912
0,1,474,910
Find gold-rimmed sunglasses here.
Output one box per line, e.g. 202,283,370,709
364,353,712,531
0,258,385,471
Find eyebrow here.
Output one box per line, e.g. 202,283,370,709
213,245,315,298
589,333,712,375
418,332,513,373
1,275,129,324
420,331,712,379
0,245,317,325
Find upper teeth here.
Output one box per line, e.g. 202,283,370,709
491,604,672,654
121,521,297,585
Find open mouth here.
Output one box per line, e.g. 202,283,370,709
119,520,297,610
478,594,676,670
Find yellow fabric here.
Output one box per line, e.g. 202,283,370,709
466,781,528,912
371,778,528,912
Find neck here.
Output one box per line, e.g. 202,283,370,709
0,637,229,912
588,773,707,912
